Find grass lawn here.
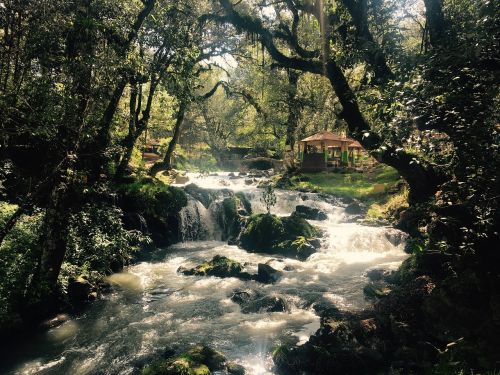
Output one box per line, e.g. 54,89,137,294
290,164,402,200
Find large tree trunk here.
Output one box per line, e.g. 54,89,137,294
423,0,446,48
285,70,300,170
149,101,187,176
341,0,394,83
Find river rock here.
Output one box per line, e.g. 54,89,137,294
183,183,215,208
231,289,260,304
174,175,189,184
142,344,228,375
384,229,408,247
366,268,386,282
241,295,288,314
256,263,282,284
345,202,365,215
68,276,93,304
231,289,288,313
294,205,328,221
179,255,243,278
227,362,246,375
238,213,319,260
39,314,70,330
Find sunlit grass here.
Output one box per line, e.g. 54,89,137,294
290,165,402,200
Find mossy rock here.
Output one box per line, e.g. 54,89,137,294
275,236,317,261
142,345,227,375
239,213,319,260
281,212,317,238
235,192,252,215
180,255,243,278
219,197,242,240
239,213,285,251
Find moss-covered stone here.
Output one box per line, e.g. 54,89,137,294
142,345,227,375
281,212,317,238
179,255,243,278
363,282,392,299
235,192,252,215
239,214,285,251
219,197,242,240
238,213,319,260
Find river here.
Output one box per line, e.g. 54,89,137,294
2,172,408,375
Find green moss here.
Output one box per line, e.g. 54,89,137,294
186,255,243,277
235,192,252,214
142,345,225,375
392,255,419,284
282,212,317,238
239,213,284,251
115,176,187,217
239,213,319,260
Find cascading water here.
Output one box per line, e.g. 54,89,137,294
2,172,409,375
178,197,221,241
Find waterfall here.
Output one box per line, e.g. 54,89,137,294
178,197,220,241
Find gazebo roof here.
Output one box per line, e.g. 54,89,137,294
299,131,365,150
300,130,345,143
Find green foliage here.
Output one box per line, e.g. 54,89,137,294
0,203,43,331
261,184,277,214
116,176,187,217
65,203,148,277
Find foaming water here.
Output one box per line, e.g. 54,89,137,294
3,172,408,375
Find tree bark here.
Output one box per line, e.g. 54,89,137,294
89,0,156,178
149,101,187,176
341,0,394,83
285,70,300,150
116,76,159,177
423,0,446,48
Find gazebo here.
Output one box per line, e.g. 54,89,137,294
297,130,365,172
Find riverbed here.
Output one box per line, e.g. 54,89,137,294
2,172,408,375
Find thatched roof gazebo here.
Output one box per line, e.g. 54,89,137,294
298,131,365,172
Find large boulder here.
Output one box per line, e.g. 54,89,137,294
179,255,244,278
295,205,328,221
238,213,320,260
239,213,285,251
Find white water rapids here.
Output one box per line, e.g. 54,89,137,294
4,172,408,375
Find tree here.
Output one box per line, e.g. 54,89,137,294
261,184,277,214
210,0,446,203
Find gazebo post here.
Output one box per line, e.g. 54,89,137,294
341,141,348,165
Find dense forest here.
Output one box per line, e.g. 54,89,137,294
0,0,499,374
